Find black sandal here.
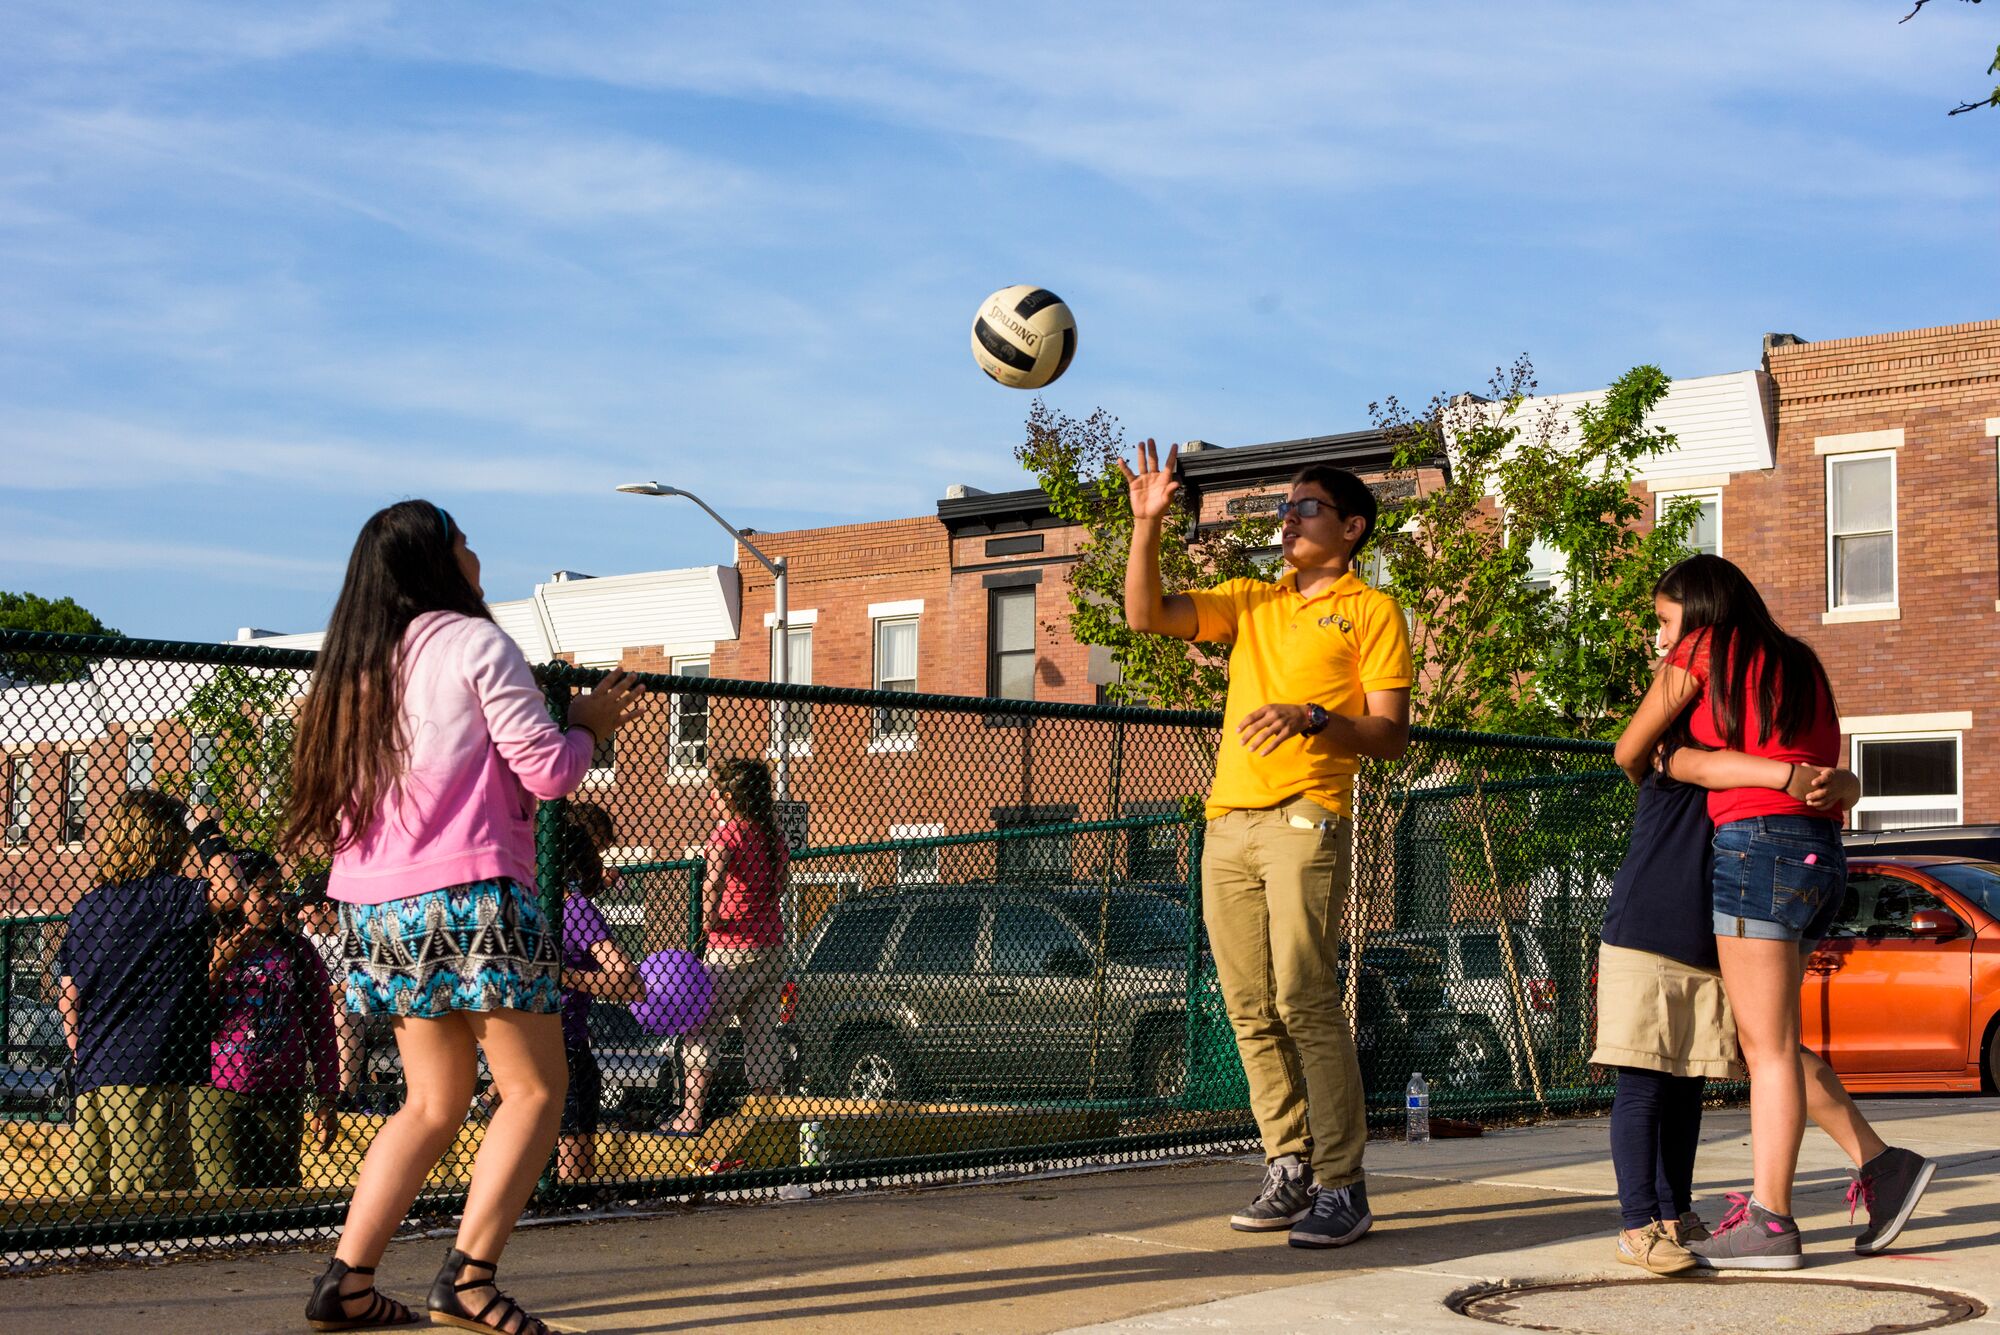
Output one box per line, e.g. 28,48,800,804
427,1248,551,1335
306,1257,419,1331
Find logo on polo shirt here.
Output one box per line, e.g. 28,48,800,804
1318,614,1353,632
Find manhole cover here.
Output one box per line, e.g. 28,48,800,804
1450,1277,1985,1335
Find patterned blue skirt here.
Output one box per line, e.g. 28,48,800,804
339,880,561,1019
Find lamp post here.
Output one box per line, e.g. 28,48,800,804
616,482,790,800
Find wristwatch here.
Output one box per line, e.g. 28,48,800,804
1301,702,1329,736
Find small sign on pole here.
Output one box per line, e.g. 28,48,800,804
774,800,810,854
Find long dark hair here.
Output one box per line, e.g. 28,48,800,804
283,500,491,857
566,801,615,900
1654,554,1832,749
714,757,784,864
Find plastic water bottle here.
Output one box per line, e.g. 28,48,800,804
1405,1072,1430,1143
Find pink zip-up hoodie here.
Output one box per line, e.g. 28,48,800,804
327,611,593,905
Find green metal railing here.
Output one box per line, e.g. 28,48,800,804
0,628,1635,1259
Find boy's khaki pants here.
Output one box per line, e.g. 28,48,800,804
1202,797,1366,1188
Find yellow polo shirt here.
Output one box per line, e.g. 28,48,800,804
1186,569,1413,820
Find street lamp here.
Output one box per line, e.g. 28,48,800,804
616,482,791,800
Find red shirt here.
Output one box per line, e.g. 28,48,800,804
1667,628,1840,827
707,818,788,950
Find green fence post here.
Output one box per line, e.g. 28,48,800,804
684,859,708,955
1180,814,1206,1110
532,678,571,1208
0,921,12,1063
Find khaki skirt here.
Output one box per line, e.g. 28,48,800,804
1590,943,1744,1080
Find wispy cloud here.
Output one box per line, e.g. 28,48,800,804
1,0,1995,638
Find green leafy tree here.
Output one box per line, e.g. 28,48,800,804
0,591,121,684
1362,360,1699,1096
1013,400,1270,713
1369,357,1697,741
167,665,306,857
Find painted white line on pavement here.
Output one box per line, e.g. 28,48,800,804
1375,1171,1614,1197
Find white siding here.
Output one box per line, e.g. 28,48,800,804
488,600,554,663
538,566,740,664
0,659,311,746
239,565,742,668
1480,369,1775,484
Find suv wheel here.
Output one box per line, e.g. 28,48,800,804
1437,1017,1508,1089
1984,1018,2000,1094
1135,1026,1187,1101
834,1033,918,1101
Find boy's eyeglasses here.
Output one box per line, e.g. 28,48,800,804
1275,499,1339,521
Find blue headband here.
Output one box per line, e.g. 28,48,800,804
430,503,453,539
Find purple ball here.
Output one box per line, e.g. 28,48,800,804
631,949,714,1035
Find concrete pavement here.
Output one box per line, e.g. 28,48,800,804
5,1096,1995,1334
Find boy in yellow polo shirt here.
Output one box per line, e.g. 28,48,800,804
1120,439,1412,1249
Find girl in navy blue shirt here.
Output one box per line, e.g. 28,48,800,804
1595,713,1856,1274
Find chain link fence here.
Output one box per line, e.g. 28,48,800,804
0,630,1634,1260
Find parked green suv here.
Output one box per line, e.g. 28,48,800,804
795,884,1193,1102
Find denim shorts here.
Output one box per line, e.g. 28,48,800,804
1711,817,1846,945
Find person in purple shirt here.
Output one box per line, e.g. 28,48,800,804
192,849,342,1191
555,803,640,1182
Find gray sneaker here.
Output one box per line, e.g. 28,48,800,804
1289,1179,1372,1249
1689,1194,1803,1271
1230,1155,1315,1231
1849,1146,1937,1255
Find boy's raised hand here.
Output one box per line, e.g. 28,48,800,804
1116,438,1181,522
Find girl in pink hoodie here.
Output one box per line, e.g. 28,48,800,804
285,500,640,1335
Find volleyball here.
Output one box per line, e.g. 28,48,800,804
970,285,1077,389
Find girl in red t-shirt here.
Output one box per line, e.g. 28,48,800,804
662,757,791,1135
1616,555,1934,1268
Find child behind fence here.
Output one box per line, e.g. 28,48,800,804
191,849,341,1191
55,790,244,1195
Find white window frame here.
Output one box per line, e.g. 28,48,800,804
870,616,920,752
583,726,617,786
1655,487,1723,557
5,757,30,845
126,733,155,790
1502,513,1565,597
668,656,712,778
1824,448,1898,616
768,622,813,758
62,751,88,845
190,733,218,805
891,822,947,884
1849,730,1962,831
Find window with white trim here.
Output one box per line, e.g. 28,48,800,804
769,623,812,756
891,822,946,883
126,734,154,790
1827,452,1896,609
1360,544,1389,587
62,751,88,844
1851,732,1960,831
872,617,919,745
190,733,218,805
1524,536,1562,595
669,658,711,773
586,728,616,782
1656,489,1722,557
5,758,30,844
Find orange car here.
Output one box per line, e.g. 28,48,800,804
1801,856,2000,1093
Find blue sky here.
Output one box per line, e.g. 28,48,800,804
3,1,1995,640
